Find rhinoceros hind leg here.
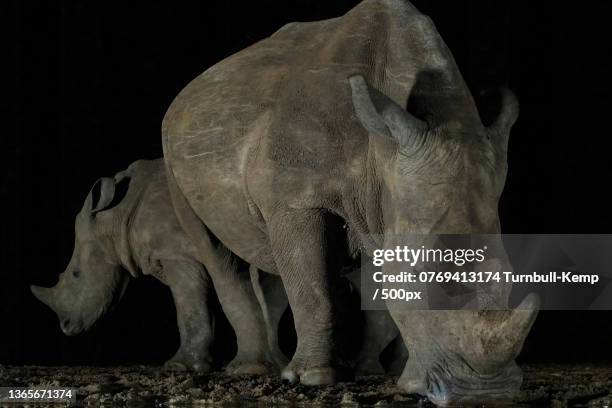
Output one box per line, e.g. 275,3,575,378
205,246,279,375
355,357,385,375
249,266,290,368
385,335,409,375
346,270,402,375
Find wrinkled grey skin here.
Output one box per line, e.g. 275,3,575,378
162,0,538,404
31,159,283,374
251,266,399,375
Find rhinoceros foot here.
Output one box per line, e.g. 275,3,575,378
164,352,213,373
225,354,279,376
281,360,353,386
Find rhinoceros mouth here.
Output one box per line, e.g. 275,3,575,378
59,317,86,336
424,358,523,406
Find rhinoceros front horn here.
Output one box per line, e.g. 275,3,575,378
30,285,56,310
501,293,539,353
472,293,539,370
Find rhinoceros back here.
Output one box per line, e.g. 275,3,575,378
162,0,474,267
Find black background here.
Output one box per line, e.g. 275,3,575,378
2,0,611,366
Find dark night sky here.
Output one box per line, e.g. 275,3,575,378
1,0,611,366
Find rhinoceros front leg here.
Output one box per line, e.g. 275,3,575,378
162,259,214,372
268,210,351,385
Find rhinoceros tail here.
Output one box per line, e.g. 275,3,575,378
163,158,225,272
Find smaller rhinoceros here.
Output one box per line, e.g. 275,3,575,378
31,159,215,371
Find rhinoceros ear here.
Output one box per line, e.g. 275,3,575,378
349,75,428,148
487,87,519,152
87,177,116,213
86,176,131,214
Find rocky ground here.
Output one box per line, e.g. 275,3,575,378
0,364,611,407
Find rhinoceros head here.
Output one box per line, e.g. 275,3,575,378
31,176,132,335
349,74,518,236
350,75,537,405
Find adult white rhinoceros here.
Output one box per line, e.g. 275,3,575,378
162,0,538,405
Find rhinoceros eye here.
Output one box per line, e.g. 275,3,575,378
73,270,81,278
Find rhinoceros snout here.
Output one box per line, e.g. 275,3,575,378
60,318,72,335
399,359,523,407
59,317,85,336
